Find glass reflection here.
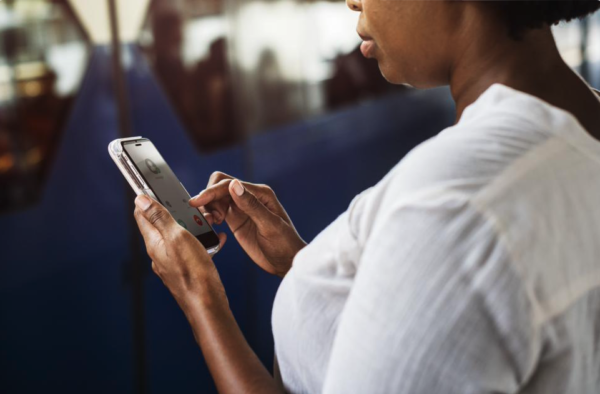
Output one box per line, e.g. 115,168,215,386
0,0,89,212
140,1,238,151
325,46,398,110
230,0,403,122
141,0,600,152
140,0,404,149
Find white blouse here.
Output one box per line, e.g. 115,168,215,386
272,84,600,393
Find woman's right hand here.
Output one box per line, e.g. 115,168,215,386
189,172,306,277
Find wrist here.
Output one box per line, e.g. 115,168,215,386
176,271,229,316
174,273,234,348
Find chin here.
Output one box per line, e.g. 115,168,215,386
376,60,408,86
378,66,408,86
378,60,443,89
382,70,438,90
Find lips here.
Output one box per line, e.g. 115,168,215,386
357,31,372,41
360,40,375,58
357,30,375,58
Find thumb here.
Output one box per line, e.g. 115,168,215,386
229,180,278,229
135,195,177,235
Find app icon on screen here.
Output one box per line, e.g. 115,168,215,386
177,219,187,229
145,159,161,174
193,215,204,227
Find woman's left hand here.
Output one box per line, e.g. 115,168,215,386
133,194,283,394
133,195,227,308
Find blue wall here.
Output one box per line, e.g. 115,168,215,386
0,44,455,393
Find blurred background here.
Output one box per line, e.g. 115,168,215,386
0,0,598,392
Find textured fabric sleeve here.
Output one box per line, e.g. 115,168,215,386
322,194,538,394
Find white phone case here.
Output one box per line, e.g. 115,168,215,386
108,137,220,255
108,137,147,196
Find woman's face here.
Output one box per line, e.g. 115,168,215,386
349,0,464,88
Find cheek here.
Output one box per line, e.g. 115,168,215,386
372,31,416,85
364,7,417,75
364,1,452,87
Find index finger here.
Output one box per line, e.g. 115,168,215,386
189,178,233,207
207,171,234,187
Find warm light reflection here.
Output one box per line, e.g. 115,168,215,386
0,154,15,173
25,147,43,166
14,62,48,81
21,80,44,97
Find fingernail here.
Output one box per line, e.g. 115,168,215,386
232,180,244,196
211,210,221,221
135,195,152,211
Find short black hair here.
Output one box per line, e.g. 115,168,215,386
495,0,600,40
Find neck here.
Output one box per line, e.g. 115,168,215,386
449,25,569,124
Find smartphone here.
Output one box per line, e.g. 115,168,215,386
108,137,220,255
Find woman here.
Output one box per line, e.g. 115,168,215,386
133,1,600,393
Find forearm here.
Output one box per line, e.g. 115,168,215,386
178,279,283,394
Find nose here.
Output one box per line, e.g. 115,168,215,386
346,0,362,12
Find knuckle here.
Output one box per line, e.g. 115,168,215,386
246,194,262,211
148,208,167,225
218,177,233,187
258,184,276,199
259,183,274,194
209,171,228,185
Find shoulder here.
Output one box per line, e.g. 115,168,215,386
352,85,574,243
387,112,552,199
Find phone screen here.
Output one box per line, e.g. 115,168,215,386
122,139,219,248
